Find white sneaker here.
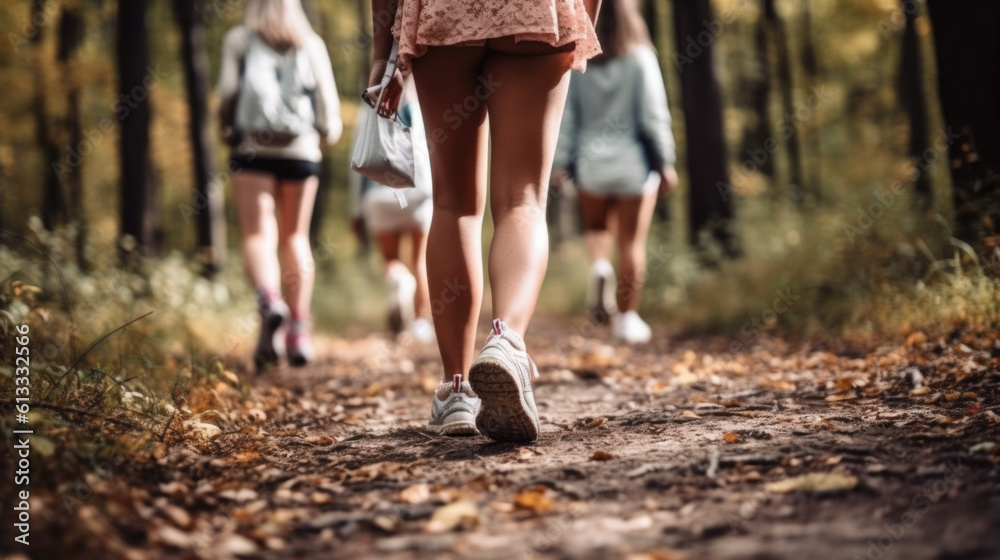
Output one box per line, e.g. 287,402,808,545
386,268,416,335
427,374,480,436
586,260,617,325
613,311,652,344
409,318,436,345
468,320,540,442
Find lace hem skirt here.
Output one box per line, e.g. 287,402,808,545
391,0,602,72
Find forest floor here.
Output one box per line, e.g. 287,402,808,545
8,316,1000,560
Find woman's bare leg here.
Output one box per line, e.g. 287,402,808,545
483,41,574,334
577,191,616,265
275,176,319,320
408,229,431,319
411,46,490,381
233,172,281,298
615,189,658,313
375,230,404,276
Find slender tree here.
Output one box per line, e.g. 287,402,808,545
763,0,805,203
59,3,88,270
899,0,932,205
117,0,157,257
800,0,821,199
672,0,736,255
32,0,66,231
745,2,774,178
174,0,225,276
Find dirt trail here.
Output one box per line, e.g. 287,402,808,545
25,316,1000,560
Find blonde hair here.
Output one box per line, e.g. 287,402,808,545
245,0,315,50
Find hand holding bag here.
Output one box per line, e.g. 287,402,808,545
351,42,415,188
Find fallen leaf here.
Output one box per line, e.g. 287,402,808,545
587,417,608,429
154,525,195,549
304,435,337,446
490,501,515,513
399,484,431,505
184,421,222,442
215,534,258,555
765,473,858,494
825,394,855,402
590,450,614,461
969,442,996,454
513,486,554,513
425,500,479,532
162,505,191,529
909,386,932,396
680,410,700,419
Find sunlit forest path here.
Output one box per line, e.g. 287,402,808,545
32,316,1000,560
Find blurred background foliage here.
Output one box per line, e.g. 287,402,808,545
0,0,996,350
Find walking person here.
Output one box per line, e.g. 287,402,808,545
350,76,436,344
369,0,601,441
552,0,678,344
218,0,342,369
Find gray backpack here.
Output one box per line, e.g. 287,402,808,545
234,33,317,146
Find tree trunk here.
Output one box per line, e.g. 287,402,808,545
927,0,1000,247
32,0,66,231
801,0,822,200
641,0,671,222
174,0,225,276
745,3,774,178
672,0,736,255
117,0,157,257
900,0,932,205
763,0,805,204
59,3,88,271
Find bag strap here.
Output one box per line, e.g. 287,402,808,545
362,41,400,111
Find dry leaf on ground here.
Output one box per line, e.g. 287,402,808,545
765,473,858,494
513,486,554,513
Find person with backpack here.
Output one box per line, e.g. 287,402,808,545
552,0,678,345
349,75,436,344
218,0,342,369
369,0,601,441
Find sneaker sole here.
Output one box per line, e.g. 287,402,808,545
469,358,538,443
426,420,479,437
287,350,313,368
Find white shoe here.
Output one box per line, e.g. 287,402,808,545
586,260,617,325
427,374,480,436
468,320,540,442
613,311,652,344
386,268,416,335
409,318,436,345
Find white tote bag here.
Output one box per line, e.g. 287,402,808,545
351,42,415,188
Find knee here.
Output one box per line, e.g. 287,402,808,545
281,233,312,256
491,192,547,223
433,191,482,217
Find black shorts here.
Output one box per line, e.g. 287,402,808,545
230,156,320,181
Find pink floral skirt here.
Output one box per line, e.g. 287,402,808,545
392,0,602,72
